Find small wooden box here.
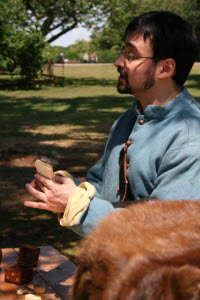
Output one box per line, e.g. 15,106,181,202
5,244,40,284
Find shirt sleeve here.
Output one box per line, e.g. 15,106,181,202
68,155,116,237
86,156,105,197
150,145,200,200
64,144,116,236
59,182,96,228
64,115,130,236
71,196,115,236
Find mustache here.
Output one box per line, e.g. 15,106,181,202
117,67,126,78
117,67,129,83
117,67,132,94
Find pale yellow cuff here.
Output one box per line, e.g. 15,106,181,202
59,182,96,227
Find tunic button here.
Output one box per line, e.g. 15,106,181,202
126,140,131,145
139,119,144,125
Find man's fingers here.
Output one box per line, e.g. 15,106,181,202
35,174,54,189
37,180,45,190
24,201,49,211
54,175,66,184
25,183,47,202
24,200,58,213
29,179,43,192
36,185,43,193
54,175,73,184
29,179,38,188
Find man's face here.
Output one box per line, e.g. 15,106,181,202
114,34,157,97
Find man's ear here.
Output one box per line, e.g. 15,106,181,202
158,58,176,79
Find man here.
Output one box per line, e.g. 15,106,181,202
58,52,64,63
25,11,200,236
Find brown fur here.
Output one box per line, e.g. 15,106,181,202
70,200,200,300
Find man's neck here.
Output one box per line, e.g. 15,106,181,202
135,82,183,113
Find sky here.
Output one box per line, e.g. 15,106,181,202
50,27,92,47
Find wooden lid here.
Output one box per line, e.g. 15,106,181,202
17,245,40,268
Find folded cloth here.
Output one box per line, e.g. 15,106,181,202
59,182,96,227
54,170,96,227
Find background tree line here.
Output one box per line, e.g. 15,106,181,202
44,40,119,64
0,0,199,81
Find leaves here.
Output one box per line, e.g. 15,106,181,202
1,0,199,80
90,0,200,49
19,0,107,43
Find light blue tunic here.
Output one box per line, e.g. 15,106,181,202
72,87,200,236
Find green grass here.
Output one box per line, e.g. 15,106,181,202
44,64,116,80
0,64,200,258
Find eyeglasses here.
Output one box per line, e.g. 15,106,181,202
120,46,154,62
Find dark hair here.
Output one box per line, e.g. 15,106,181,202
126,11,199,86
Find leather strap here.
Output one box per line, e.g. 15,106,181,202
118,141,132,202
117,140,149,206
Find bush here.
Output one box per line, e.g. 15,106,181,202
44,43,120,64
17,32,46,81
96,49,119,63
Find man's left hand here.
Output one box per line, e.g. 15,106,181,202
25,174,77,213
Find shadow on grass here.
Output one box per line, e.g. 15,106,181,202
185,74,200,90
0,91,133,252
0,70,199,90
0,163,83,258
0,92,133,182
1,72,199,254
0,93,134,135
0,76,117,90
0,205,82,260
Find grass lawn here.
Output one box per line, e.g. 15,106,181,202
0,63,200,259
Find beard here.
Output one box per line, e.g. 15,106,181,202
117,70,131,94
117,63,156,95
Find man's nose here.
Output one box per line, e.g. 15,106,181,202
114,53,124,68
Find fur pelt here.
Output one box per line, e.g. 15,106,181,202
70,200,200,300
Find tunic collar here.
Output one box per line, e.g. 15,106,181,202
133,87,194,119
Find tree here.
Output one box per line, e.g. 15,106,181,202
16,31,46,81
0,0,21,72
90,0,200,50
14,0,106,43
0,0,46,81
0,0,108,80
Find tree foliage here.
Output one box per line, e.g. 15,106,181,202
0,0,46,81
1,0,200,80
0,0,20,72
17,0,106,43
91,0,200,50
0,0,108,81
16,32,46,81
